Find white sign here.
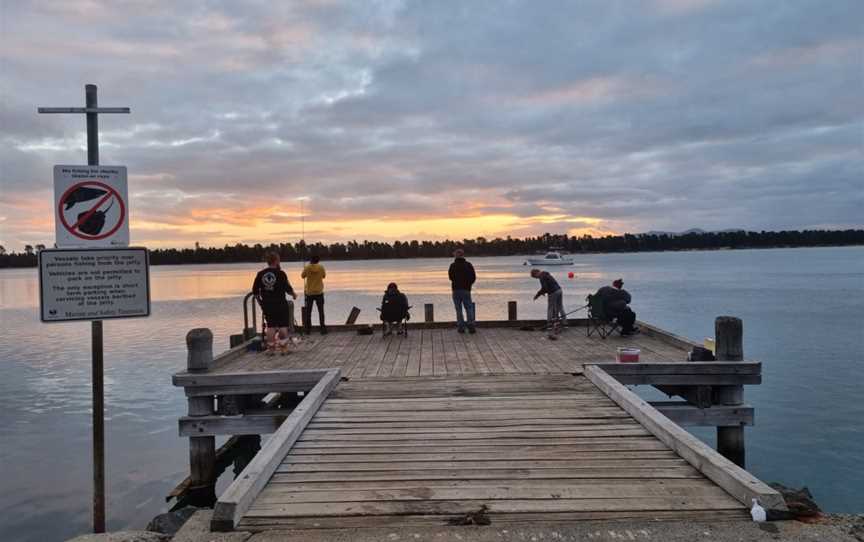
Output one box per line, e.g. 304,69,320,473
54,165,129,247
39,248,150,322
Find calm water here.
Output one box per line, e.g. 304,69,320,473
1,247,862,541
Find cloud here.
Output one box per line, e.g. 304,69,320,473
0,0,861,250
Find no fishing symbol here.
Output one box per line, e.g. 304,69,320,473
54,165,129,247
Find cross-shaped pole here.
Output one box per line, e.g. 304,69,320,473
38,84,130,534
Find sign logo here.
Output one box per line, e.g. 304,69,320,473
58,180,126,240
54,165,129,247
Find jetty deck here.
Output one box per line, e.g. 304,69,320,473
206,321,693,377
173,318,784,533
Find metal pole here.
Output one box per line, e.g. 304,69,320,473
86,83,106,534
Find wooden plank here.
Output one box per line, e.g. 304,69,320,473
317,399,618,411
306,418,633,430
311,410,630,422
292,436,663,448
269,465,703,483
584,365,786,512
184,382,321,397
256,482,731,504
173,369,328,388
593,362,761,375
275,458,688,473
606,374,761,386
291,440,672,454
211,368,341,532
284,450,679,462
179,413,288,437
246,495,742,517
252,476,715,492
303,422,639,435
649,402,754,427
298,428,652,441
239,509,748,529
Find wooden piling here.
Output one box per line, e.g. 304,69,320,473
715,316,745,468
186,328,217,505
424,303,434,323
508,301,518,321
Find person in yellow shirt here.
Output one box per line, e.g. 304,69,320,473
301,254,327,334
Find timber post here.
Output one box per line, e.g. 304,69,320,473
424,303,434,323
186,328,217,505
508,301,518,321
714,316,746,467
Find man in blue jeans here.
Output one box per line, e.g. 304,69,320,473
448,248,476,333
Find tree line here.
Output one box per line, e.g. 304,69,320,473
1,229,862,268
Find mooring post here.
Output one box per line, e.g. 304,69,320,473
186,328,217,505
424,303,434,323
715,316,745,467
508,301,518,321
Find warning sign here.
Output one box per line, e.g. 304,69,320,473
54,165,129,247
39,247,150,322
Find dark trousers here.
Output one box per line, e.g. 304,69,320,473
613,308,636,333
303,294,325,333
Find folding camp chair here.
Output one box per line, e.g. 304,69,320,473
586,293,619,339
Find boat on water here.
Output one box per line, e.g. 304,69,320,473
524,251,574,266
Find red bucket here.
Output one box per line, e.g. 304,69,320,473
617,347,640,363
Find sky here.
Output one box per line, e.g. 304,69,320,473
1,0,862,251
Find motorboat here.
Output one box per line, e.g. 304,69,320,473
524,251,574,266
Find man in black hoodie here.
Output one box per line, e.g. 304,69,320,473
448,248,477,333
252,251,298,353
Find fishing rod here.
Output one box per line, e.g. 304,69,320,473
520,302,589,331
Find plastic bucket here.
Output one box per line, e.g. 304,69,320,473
617,347,640,363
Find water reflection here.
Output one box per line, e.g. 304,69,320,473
1,248,863,541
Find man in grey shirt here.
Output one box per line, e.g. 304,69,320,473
531,269,566,338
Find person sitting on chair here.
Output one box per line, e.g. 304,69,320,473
594,278,639,336
380,282,410,336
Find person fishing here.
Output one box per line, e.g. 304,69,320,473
252,251,297,355
594,278,639,336
380,282,410,336
531,268,566,339
301,254,327,335
448,248,477,334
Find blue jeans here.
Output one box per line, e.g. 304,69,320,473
452,289,475,329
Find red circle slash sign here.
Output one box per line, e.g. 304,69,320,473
58,180,127,240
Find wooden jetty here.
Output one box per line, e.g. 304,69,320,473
171,306,785,533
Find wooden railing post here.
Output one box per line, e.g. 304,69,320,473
424,303,434,323
715,316,745,467
186,328,217,505
508,301,517,321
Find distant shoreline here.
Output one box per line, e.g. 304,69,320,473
1,240,861,269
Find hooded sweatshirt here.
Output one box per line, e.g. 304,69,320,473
301,263,326,295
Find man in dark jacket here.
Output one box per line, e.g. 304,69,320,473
448,248,476,333
531,269,565,338
594,278,639,335
252,251,298,353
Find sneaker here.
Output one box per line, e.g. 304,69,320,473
468,325,476,334
321,328,328,335
457,327,466,334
